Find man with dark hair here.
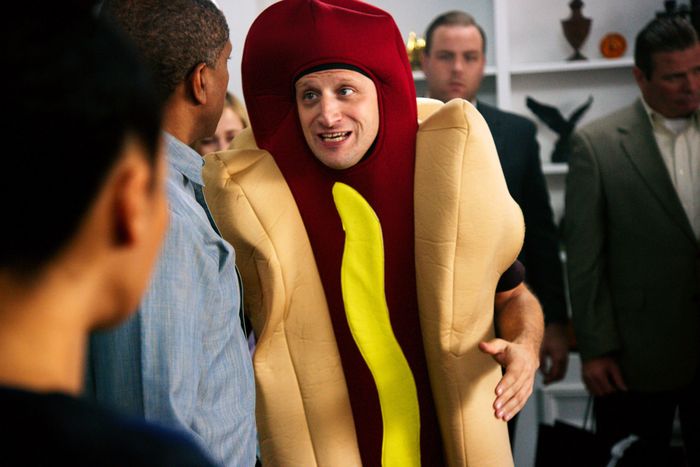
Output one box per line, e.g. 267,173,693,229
0,7,215,466
422,11,570,387
565,16,700,464
89,1,257,465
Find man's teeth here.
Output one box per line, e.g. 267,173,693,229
320,132,350,142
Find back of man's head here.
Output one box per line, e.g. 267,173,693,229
101,0,229,102
635,16,699,79
4,5,162,278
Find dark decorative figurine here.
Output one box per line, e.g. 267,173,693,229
526,95,593,163
657,0,700,34
562,0,592,60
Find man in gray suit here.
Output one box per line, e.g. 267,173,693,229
564,16,700,463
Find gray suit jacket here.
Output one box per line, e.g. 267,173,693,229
564,99,700,391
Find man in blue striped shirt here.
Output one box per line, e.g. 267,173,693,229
88,1,256,465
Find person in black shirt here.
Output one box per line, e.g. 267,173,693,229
0,4,216,466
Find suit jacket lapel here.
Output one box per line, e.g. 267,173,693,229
619,100,696,242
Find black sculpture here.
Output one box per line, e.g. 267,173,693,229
525,95,593,163
657,0,700,34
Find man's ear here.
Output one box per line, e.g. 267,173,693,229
632,66,646,89
190,62,209,106
110,148,152,247
420,51,429,73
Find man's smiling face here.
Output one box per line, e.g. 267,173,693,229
295,69,379,170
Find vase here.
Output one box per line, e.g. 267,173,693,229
561,0,592,61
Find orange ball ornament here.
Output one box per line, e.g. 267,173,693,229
600,33,627,58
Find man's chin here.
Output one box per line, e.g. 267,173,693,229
443,89,469,102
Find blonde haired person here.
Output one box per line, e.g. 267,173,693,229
194,92,249,155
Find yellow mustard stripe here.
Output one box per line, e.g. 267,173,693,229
332,182,421,467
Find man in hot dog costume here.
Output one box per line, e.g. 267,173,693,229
203,0,543,465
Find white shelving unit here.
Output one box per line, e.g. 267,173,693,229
509,56,633,75
412,64,497,80
404,2,657,159
405,0,663,225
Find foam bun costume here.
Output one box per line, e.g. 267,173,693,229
203,0,524,465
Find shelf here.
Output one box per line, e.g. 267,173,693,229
412,65,497,81
413,58,632,81
509,56,634,75
542,163,569,175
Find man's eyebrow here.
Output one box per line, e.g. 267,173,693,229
339,76,364,85
295,79,318,90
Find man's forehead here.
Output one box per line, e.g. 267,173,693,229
432,25,483,49
295,68,374,87
650,43,700,77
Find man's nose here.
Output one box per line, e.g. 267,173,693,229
452,57,465,74
216,135,228,152
319,97,342,127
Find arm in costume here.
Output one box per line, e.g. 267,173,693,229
415,98,519,466
203,143,362,466
480,282,543,421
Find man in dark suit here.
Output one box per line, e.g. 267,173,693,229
422,11,570,388
564,16,700,464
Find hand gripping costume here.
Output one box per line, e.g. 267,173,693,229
202,0,524,465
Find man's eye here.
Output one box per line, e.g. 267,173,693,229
663,75,683,83
302,91,318,101
339,87,355,97
200,138,214,145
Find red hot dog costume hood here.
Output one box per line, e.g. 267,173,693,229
202,0,524,465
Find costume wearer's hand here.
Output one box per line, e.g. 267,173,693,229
582,356,627,396
539,322,570,385
479,337,539,421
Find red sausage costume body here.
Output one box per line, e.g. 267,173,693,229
203,0,524,465
243,0,441,464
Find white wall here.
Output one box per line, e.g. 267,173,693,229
506,0,661,162
508,0,659,65
218,0,268,100
220,0,495,100
372,0,495,64
219,0,672,119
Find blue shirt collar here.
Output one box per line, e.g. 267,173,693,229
164,132,205,186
